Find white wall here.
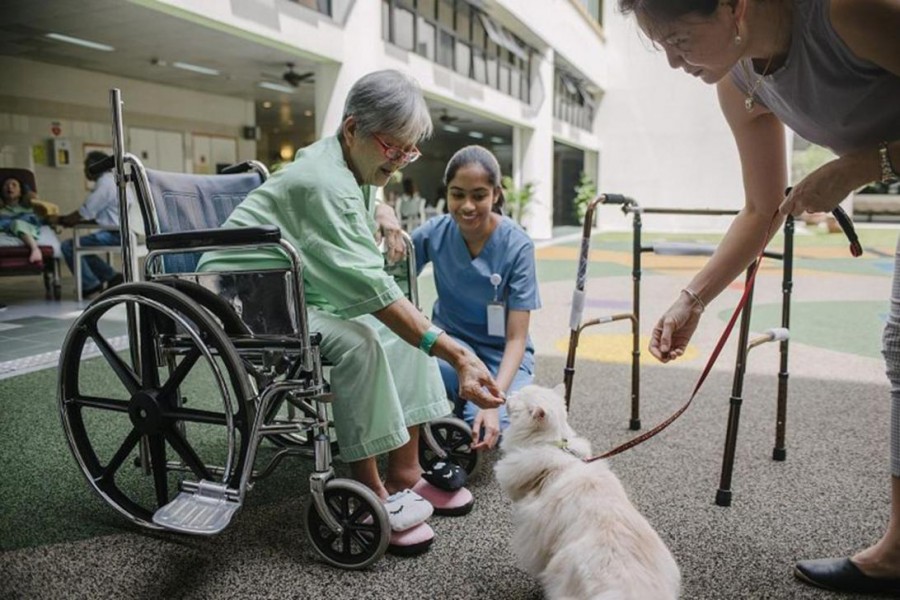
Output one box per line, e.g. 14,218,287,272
595,10,745,232
0,57,255,214
148,0,345,63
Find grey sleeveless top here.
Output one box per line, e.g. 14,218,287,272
730,0,900,155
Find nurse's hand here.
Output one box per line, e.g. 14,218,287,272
472,408,501,450
374,202,406,264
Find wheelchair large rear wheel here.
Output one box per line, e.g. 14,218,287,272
304,478,389,569
58,283,255,529
419,417,483,476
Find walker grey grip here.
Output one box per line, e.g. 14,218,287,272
766,327,790,342
602,194,628,205
570,289,585,331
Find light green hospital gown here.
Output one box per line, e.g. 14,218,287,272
197,135,449,461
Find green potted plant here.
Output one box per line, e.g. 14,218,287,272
573,172,597,225
501,176,535,227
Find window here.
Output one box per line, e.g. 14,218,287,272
290,0,332,17
472,48,487,83
438,29,455,68
455,7,470,41
393,6,415,51
554,69,597,131
417,16,436,59
455,42,471,77
577,0,603,27
381,0,533,102
438,0,455,29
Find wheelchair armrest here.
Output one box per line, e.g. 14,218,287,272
146,225,281,251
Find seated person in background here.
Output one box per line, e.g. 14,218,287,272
412,146,541,450
397,176,426,230
197,70,504,555
0,176,46,265
56,152,124,297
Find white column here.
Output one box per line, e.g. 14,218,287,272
314,1,385,138
515,46,554,240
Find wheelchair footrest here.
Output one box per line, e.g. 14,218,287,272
152,480,242,535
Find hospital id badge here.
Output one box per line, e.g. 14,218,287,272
487,302,506,338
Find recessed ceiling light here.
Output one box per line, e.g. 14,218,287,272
172,61,220,76
468,131,484,139
490,136,505,144
303,110,313,117
262,101,272,108
45,33,114,52
258,81,296,94
442,124,460,133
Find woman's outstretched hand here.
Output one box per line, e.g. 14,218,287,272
649,293,703,363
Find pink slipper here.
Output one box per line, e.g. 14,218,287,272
412,479,474,516
388,522,434,556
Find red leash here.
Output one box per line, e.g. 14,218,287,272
585,250,763,462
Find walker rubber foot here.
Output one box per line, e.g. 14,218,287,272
772,447,786,461
629,418,641,431
715,489,732,507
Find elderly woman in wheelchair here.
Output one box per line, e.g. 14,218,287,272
198,69,503,555
58,70,502,569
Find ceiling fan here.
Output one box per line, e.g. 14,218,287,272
281,62,314,87
436,109,472,124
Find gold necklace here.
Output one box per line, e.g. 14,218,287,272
740,54,775,112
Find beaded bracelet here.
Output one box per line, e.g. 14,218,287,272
681,288,706,312
419,324,445,355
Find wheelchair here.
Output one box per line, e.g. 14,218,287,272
57,89,479,569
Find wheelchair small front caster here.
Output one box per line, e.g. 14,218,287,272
304,478,390,569
418,416,483,477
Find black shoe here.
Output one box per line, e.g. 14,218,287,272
82,284,103,299
795,557,900,595
0,303,6,311
105,273,124,289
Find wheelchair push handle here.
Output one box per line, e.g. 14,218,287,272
220,160,269,179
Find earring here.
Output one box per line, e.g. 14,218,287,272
734,34,742,45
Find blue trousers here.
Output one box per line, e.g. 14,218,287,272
61,230,120,291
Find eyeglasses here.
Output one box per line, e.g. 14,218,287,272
372,133,421,164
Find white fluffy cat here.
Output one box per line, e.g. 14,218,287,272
495,384,680,600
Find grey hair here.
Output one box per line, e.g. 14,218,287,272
339,69,433,144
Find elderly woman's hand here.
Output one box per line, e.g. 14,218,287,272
455,352,505,410
374,202,406,264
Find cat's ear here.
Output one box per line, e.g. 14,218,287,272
552,383,566,398
530,406,546,421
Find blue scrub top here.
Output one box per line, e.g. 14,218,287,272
412,214,541,368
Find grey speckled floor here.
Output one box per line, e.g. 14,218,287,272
0,356,892,600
